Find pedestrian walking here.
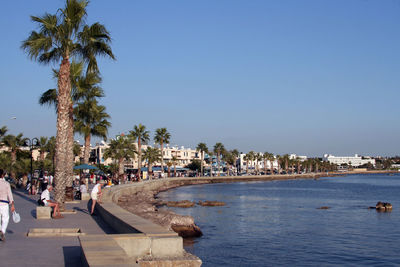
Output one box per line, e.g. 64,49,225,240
0,169,16,241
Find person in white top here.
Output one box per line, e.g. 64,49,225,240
90,180,105,215
40,185,63,219
0,169,15,241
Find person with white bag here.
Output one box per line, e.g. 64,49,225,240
0,169,16,241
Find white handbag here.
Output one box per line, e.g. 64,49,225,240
12,211,20,223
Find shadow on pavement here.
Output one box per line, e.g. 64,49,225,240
13,190,38,205
63,246,82,267
86,200,117,234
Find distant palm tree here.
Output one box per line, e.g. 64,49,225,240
129,124,150,180
37,137,49,162
22,0,115,206
166,161,173,177
103,136,136,181
196,143,208,176
275,155,282,174
246,151,256,174
46,136,56,174
0,126,7,142
170,156,178,177
265,152,275,174
143,147,161,177
230,149,240,175
154,128,171,177
207,151,214,177
75,102,110,164
2,133,27,180
213,143,225,176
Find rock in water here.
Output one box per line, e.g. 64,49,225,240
375,201,392,211
171,224,203,238
198,201,226,206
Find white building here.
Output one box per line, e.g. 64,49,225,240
90,141,200,170
323,154,375,167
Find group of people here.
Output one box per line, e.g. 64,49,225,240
0,168,106,241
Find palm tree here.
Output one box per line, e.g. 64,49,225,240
143,147,161,178
37,137,49,162
207,151,214,177
213,143,225,176
243,154,250,174
103,136,136,181
2,133,27,180
254,153,262,175
0,126,7,140
196,143,208,176
247,151,256,174
170,156,178,177
265,152,275,174
129,124,150,180
166,161,173,177
154,128,171,177
230,149,240,175
75,102,110,164
275,155,282,174
282,154,290,173
22,0,115,205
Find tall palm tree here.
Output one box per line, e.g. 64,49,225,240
103,136,136,181
213,143,225,176
129,124,150,180
196,143,208,176
154,128,170,177
282,154,290,173
143,147,161,177
22,0,115,205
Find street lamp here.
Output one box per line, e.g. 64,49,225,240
25,137,40,187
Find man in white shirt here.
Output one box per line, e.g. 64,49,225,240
0,169,15,241
41,185,63,219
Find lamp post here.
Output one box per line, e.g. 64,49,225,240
25,137,40,191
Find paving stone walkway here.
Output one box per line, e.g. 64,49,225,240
0,188,115,266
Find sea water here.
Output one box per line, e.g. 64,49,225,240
158,174,400,266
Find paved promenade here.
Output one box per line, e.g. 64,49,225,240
0,188,115,266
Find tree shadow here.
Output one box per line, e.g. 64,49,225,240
63,246,82,267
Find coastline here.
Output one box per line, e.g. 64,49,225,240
115,170,397,237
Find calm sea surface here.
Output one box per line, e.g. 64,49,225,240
158,174,400,266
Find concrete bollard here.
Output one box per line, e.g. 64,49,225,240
36,206,52,219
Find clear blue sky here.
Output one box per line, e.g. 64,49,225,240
1,0,399,157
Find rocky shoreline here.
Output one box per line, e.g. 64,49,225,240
116,171,397,237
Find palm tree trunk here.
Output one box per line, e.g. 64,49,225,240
160,141,164,177
200,151,204,176
217,153,220,177
174,163,176,177
118,158,124,182
54,57,72,209
83,134,91,164
137,139,141,180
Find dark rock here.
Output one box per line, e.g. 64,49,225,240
165,200,195,208
171,224,203,238
317,206,330,210
198,201,226,207
375,201,392,212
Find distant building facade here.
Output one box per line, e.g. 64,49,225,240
323,154,375,167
